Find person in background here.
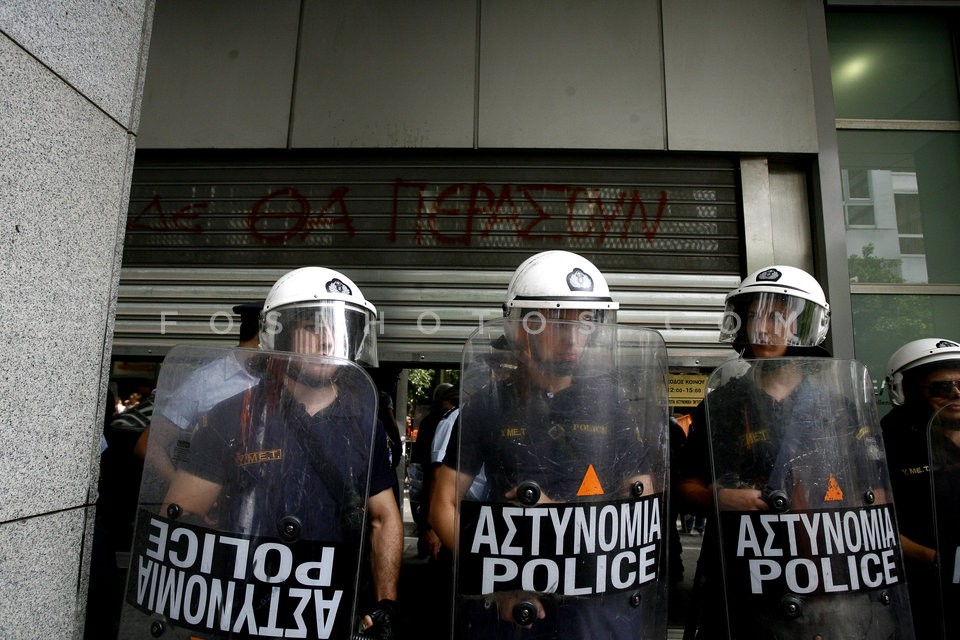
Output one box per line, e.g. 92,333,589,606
85,386,122,637
379,389,404,507
135,300,265,476
409,382,455,557
412,384,460,639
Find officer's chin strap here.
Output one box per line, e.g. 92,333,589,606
537,358,577,377
939,414,960,431
754,358,791,374
286,361,339,389
296,371,338,389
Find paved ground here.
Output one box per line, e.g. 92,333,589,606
668,530,704,638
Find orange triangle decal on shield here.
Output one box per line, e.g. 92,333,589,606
823,473,844,501
577,464,605,496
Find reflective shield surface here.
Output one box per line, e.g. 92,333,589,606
453,318,669,639
118,345,378,640
926,399,960,639
706,357,914,639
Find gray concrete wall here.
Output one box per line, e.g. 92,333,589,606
139,0,818,153
0,1,154,637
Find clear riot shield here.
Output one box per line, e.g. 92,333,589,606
452,318,669,639
118,345,378,640
706,357,914,639
926,398,960,639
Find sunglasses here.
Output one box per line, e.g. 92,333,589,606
920,379,960,398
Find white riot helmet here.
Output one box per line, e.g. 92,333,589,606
504,251,619,323
885,338,960,406
719,265,830,347
260,267,379,367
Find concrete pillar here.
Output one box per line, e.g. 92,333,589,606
0,2,154,637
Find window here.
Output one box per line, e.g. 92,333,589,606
828,8,960,395
841,168,875,227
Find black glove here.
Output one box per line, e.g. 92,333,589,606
355,599,398,640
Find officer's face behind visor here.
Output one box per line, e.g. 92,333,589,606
720,293,827,355
914,362,960,422
263,301,377,367
512,308,606,376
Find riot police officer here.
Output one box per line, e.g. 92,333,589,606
121,267,402,639
883,337,960,638
431,251,669,639
677,265,912,639
678,266,832,512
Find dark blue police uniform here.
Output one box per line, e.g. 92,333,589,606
681,365,898,640
448,373,654,640
185,378,394,541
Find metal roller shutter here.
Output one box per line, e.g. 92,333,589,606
115,151,742,367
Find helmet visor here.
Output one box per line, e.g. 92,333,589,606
720,292,829,348
261,301,378,367
505,313,612,377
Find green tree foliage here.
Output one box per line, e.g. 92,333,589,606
406,368,461,409
848,243,931,337
407,369,435,408
848,243,902,284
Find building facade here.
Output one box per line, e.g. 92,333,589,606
117,0,960,392
117,0,838,378
1,0,958,637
